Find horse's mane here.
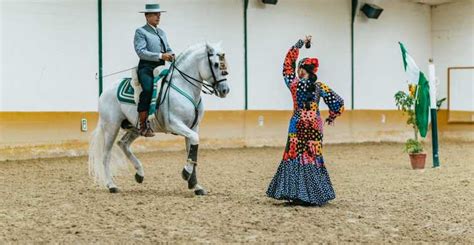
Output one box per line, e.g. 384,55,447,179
175,42,222,66
175,43,204,65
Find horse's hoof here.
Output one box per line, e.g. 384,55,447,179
194,189,207,196
109,187,119,193
135,173,144,183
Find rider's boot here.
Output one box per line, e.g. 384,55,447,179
139,111,155,137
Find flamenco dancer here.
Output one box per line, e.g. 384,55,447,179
266,35,344,206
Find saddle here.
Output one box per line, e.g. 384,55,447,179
116,67,169,119
116,65,202,130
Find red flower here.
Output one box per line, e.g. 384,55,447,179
301,57,319,74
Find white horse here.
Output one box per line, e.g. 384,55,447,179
88,42,230,195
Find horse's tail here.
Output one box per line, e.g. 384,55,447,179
88,119,108,186
88,119,129,187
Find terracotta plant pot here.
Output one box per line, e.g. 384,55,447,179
409,153,426,169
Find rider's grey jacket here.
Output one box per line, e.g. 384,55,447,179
134,24,173,62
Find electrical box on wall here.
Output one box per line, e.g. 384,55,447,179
81,118,88,132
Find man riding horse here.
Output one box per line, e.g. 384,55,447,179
134,3,175,137
88,3,230,194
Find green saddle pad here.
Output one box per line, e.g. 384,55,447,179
117,69,170,107
117,78,135,104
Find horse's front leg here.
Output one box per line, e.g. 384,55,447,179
171,123,207,195
183,137,207,195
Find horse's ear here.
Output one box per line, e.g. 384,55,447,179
206,42,215,54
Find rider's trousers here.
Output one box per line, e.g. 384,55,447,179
137,59,164,112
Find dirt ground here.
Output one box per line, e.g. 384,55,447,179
1,141,473,243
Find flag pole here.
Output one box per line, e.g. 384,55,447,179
428,59,440,168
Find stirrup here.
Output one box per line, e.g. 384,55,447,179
140,121,155,137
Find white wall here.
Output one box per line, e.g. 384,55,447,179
101,0,245,111
432,0,474,109
247,0,434,111
0,1,4,105
354,0,432,109
0,0,98,111
1,0,470,113
0,0,244,112
246,0,352,110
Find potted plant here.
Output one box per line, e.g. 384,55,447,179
394,85,427,169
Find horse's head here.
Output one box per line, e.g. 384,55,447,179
201,42,230,98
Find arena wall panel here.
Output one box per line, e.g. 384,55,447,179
1,0,99,111
246,0,352,110
354,0,432,109
432,0,474,109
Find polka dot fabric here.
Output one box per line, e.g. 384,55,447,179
267,158,335,205
267,40,344,206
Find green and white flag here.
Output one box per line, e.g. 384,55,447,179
399,42,430,137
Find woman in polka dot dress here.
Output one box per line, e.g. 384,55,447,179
266,36,344,206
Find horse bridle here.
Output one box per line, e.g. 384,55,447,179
170,52,227,96
207,53,228,85
155,52,227,129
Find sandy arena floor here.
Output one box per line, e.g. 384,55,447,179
1,142,473,243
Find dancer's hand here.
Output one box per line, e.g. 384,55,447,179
304,35,312,48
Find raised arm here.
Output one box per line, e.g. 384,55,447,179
282,39,304,86
318,81,344,123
